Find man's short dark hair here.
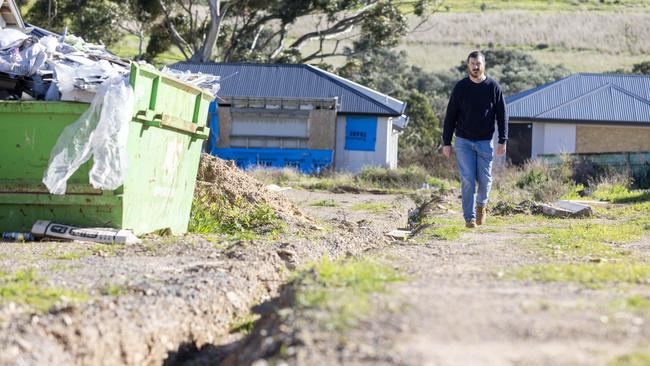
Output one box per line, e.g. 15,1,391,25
467,50,485,63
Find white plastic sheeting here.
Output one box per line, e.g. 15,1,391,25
0,28,28,49
162,66,220,96
42,75,134,194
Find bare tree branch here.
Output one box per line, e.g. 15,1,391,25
250,25,265,51
157,0,192,59
191,0,229,62
289,3,377,50
269,24,289,59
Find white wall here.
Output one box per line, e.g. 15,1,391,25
335,115,392,173
388,128,400,169
541,123,576,155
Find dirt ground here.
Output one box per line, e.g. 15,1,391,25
199,189,650,366
1,171,648,365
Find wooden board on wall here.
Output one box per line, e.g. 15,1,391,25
216,107,231,148
308,109,337,150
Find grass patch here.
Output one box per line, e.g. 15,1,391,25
357,166,447,191
101,283,127,297
350,201,391,213
0,268,89,312
420,225,467,241
295,256,403,330
488,213,554,227
437,0,650,12
249,165,452,194
189,194,285,239
608,352,650,366
89,244,120,257
592,184,650,204
412,217,469,242
610,295,650,313
54,250,90,261
596,201,650,220
493,159,574,203
527,222,644,260
230,314,260,335
513,262,650,289
310,199,338,207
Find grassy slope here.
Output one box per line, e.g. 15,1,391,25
109,1,650,73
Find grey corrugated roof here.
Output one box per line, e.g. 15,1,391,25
25,23,59,38
169,62,406,116
506,73,650,125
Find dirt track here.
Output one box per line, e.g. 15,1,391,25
1,180,649,365
199,190,650,366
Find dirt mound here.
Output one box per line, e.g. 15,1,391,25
196,154,312,226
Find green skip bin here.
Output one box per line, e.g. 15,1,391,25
0,63,213,235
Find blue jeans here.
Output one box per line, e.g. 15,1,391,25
454,136,494,222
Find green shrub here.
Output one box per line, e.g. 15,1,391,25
494,159,574,202
0,268,89,312
189,194,285,238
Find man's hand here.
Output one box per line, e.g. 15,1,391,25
495,143,506,157
442,145,452,158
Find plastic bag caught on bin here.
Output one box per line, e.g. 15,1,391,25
43,74,134,194
0,28,29,50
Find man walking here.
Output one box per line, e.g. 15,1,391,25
442,51,508,228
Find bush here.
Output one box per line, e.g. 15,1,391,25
493,159,574,202
189,192,285,237
357,166,430,190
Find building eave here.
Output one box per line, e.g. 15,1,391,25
509,116,650,127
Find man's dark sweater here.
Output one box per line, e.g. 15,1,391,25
442,76,508,146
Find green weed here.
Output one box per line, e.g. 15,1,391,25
295,257,403,330
420,225,467,241
513,262,650,289
610,295,650,312
101,283,127,297
357,166,435,190
230,314,260,335
250,165,451,194
89,244,120,257
310,199,338,207
528,222,644,260
54,250,90,261
350,202,391,213
412,217,469,242
592,184,650,204
608,352,650,366
494,159,574,203
0,268,89,312
189,194,285,238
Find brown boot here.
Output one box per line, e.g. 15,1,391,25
476,205,486,226
465,220,477,228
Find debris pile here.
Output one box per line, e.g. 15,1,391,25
491,200,542,216
196,154,312,226
162,66,221,96
0,28,129,102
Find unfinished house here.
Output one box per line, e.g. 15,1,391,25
506,73,650,165
169,62,408,173
0,0,24,29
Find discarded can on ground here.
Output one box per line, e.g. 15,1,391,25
2,232,34,242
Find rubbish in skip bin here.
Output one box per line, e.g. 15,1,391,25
31,220,140,245
0,62,216,235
